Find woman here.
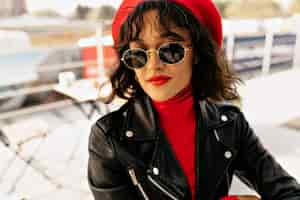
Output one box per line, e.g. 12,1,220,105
87,0,300,199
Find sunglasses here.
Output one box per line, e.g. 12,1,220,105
121,42,191,69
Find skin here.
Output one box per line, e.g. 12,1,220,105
130,9,194,102
236,195,260,200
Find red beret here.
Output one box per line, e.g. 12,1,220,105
112,0,223,48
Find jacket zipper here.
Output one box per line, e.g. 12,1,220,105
128,168,150,200
147,175,179,200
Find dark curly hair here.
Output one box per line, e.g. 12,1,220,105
110,0,241,102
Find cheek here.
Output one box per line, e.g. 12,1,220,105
184,54,193,77
178,68,192,84
177,59,193,79
133,69,145,84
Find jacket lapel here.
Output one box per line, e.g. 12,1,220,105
120,96,158,141
120,96,190,199
197,101,237,200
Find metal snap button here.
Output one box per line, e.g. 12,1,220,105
224,151,232,159
152,167,159,175
221,115,228,122
125,130,134,138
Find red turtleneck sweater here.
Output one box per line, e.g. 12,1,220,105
152,85,196,199
152,86,238,200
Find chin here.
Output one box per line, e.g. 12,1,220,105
149,93,174,102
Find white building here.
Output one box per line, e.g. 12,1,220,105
0,0,27,17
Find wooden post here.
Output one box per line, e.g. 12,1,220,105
262,31,274,75
226,33,235,63
293,28,300,69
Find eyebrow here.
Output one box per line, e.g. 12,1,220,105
160,31,186,41
131,31,186,46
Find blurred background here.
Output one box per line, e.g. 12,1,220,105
0,0,300,199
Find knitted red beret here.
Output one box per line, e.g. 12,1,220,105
112,0,223,48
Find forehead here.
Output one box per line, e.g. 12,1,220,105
133,9,190,42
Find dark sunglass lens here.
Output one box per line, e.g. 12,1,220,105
159,43,185,64
123,49,147,68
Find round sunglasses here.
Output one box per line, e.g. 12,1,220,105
121,42,191,69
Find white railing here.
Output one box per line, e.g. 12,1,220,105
293,30,300,68
0,100,73,120
224,30,300,75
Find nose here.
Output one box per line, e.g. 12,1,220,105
146,49,163,69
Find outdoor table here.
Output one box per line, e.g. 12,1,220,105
53,77,112,120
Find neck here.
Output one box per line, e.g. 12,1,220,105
152,84,194,113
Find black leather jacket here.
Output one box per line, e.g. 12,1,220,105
88,96,300,200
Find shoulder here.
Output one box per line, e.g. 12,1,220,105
88,101,132,158
203,101,252,149
205,101,251,139
92,95,154,138
92,100,131,136
215,101,242,118
202,100,242,122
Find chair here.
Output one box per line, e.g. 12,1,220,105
0,118,61,194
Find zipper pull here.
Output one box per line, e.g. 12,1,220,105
128,168,150,200
128,168,139,186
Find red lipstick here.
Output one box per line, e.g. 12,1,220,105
147,75,171,86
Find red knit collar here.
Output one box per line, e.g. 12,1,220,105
152,85,194,113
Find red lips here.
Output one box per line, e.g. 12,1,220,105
147,75,171,86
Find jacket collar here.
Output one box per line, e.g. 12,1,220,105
120,96,158,141
119,96,239,200
120,96,236,142
199,100,236,130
